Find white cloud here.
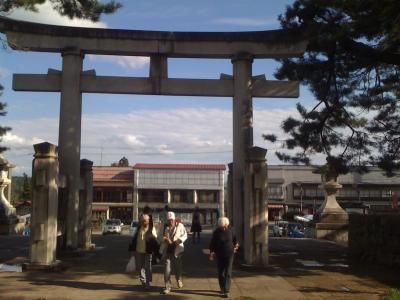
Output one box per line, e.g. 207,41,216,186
88,55,149,70
2,132,44,147
157,144,174,155
121,134,146,147
2,107,311,175
212,17,278,27
2,132,25,145
5,1,107,28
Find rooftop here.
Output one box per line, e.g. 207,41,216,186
92,167,133,182
133,163,226,171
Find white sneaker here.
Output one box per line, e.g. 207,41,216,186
161,288,170,294
177,280,183,288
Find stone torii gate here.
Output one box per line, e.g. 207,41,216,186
0,16,306,264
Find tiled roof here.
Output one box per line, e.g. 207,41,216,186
93,167,134,181
133,163,226,171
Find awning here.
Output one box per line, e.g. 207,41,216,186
268,204,284,209
92,206,108,212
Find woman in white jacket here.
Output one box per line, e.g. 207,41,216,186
160,211,187,294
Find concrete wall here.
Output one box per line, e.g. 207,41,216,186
135,169,224,190
349,214,400,267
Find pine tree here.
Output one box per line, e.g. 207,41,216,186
264,0,400,177
111,157,129,167
0,84,11,153
21,173,32,201
0,0,122,22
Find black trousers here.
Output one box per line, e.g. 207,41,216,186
216,255,234,293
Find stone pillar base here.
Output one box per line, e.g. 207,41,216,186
318,211,349,223
23,260,64,272
79,243,96,251
315,221,348,245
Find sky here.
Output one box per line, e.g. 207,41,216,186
0,0,319,175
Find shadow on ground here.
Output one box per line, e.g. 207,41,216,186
1,230,399,299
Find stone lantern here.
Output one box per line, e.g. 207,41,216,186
314,164,349,244
0,155,17,234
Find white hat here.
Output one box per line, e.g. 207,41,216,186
167,211,175,220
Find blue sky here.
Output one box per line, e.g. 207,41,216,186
0,0,318,175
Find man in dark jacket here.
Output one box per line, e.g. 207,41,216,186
209,217,239,298
129,214,158,289
190,206,202,244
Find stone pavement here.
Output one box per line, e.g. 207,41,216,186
0,229,399,299
268,238,400,299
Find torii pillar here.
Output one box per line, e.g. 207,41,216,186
232,53,253,246
59,48,84,249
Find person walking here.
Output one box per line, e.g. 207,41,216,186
128,214,158,289
142,205,154,227
160,211,187,294
209,217,239,298
190,206,202,244
141,205,162,263
159,205,169,235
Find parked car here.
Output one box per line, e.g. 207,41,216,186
268,224,275,236
287,222,305,238
102,219,123,235
272,221,288,237
129,220,139,237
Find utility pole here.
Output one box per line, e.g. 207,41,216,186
300,186,303,213
295,182,304,213
100,146,103,166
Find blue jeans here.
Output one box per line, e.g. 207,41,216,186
217,255,233,293
164,253,183,289
136,253,152,285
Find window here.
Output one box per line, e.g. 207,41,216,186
304,187,317,197
93,189,102,202
268,185,283,198
100,187,131,203
170,190,193,203
382,189,392,198
139,190,164,203
293,187,302,197
339,188,357,198
369,189,381,198
197,190,217,203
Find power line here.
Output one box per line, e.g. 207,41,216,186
81,150,232,156
5,146,283,157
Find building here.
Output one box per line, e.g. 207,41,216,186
92,167,134,224
92,164,398,224
92,163,226,225
266,165,400,220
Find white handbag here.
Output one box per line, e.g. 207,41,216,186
125,256,136,273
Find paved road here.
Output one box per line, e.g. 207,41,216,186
268,237,400,299
0,231,302,299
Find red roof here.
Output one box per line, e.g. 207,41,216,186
93,167,134,181
133,163,226,171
